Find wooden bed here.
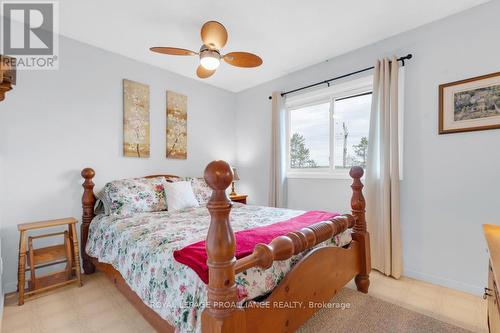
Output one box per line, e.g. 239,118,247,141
80,160,371,333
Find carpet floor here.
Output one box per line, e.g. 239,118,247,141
298,288,472,333
2,272,477,333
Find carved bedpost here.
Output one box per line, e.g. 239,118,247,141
349,166,371,293
201,160,246,333
81,168,96,274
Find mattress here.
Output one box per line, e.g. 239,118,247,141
86,203,352,333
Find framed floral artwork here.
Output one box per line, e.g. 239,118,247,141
166,90,187,159
123,79,150,157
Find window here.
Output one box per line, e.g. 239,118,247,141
333,93,371,171
286,76,372,178
289,102,330,169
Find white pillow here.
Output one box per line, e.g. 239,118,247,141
164,181,199,211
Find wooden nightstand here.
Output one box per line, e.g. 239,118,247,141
230,194,248,204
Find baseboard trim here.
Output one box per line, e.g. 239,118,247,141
404,268,483,296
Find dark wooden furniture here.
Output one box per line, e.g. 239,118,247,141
229,194,247,204
81,161,371,333
0,55,16,101
17,217,82,305
483,224,500,332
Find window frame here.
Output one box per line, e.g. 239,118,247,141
285,76,373,179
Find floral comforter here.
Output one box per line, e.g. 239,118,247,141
86,204,352,333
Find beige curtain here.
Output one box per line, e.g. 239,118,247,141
366,57,403,278
269,92,287,208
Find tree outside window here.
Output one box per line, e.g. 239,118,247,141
290,133,317,168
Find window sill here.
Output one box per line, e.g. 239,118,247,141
286,172,351,180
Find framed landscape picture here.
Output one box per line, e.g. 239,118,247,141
439,71,500,134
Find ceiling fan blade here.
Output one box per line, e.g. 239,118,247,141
223,52,263,68
201,21,228,50
150,47,197,56
196,65,216,79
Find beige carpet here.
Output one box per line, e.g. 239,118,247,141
298,288,473,333
3,272,477,333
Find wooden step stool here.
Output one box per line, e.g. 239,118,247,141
17,217,82,305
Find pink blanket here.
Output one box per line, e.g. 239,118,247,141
173,210,338,283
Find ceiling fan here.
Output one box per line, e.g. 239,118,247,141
150,21,263,79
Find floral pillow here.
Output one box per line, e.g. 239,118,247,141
187,177,212,206
100,177,168,216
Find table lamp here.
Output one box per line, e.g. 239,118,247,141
230,167,240,196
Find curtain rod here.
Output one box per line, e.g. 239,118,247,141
268,53,413,100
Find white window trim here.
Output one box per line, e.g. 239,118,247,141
285,75,373,180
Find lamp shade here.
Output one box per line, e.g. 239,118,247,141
232,167,240,181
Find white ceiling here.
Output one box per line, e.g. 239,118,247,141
60,0,489,92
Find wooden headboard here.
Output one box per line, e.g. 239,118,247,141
80,168,181,274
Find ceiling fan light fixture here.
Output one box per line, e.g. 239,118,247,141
200,50,220,70
149,20,262,79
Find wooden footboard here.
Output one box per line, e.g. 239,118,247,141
80,161,370,333
245,243,360,332
201,161,370,333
